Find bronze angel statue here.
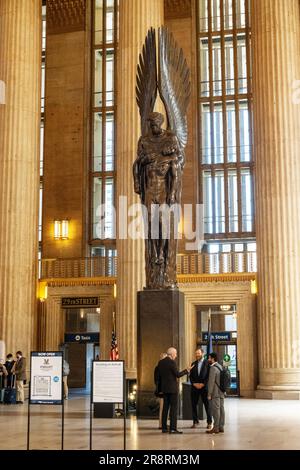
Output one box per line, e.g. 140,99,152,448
133,27,191,290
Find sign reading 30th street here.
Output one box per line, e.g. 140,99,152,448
30,352,63,405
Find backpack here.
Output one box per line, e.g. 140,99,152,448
216,364,231,393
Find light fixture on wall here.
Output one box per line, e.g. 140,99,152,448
220,304,231,312
54,220,61,240
53,219,69,240
232,305,237,320
38,281,48,302
251,279,257,295
61,219,69,239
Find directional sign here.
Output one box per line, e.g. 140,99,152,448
202,331,231,342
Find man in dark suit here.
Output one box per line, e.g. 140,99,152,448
156,347,192,434
189,348,212,429
154,352,167,429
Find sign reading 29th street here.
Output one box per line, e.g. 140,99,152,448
61,297,99,308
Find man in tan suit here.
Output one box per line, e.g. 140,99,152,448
13,351,27,404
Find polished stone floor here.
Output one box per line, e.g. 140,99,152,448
1,397,300,450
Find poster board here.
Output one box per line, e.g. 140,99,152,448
30,352,63,405
92,361,124,403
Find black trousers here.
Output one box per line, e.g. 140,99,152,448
162,393,178,431
191,387,212,424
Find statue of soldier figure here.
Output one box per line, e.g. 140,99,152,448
133,27,190,290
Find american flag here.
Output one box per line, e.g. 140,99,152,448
110,312,119,360
207,308,213,356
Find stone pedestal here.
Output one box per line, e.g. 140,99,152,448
137,290,184,417
182,382,205,420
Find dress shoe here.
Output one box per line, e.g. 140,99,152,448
190,423,199,429
206,428,219,434
162,429,169,433
169,429,183,434
219,428,224,433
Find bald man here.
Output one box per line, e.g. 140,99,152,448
156,347,192,434
154,352,168,429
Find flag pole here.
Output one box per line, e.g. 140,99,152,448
207,307,212,356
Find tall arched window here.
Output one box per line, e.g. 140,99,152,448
91,0,118,249
197,0,254,252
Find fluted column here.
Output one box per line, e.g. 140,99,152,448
252,0,300,396
0,1,41,357
116,0,164,378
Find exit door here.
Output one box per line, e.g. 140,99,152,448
212,343,238,395
66,343,86,388
200,341,238,395
197,305,239,396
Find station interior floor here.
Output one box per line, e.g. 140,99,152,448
1,397,300,450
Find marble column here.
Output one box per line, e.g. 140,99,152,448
252,0,300,397
0,1,41,357
116,0,164,378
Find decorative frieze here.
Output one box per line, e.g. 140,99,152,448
164,0,192,19
47,0,86,34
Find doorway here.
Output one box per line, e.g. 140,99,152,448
197,305,239,396
62,307,100,394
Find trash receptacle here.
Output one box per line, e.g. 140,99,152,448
181,382,206,421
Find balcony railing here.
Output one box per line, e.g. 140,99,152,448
40,256,117,279
177,251,257,275
40,251,256,279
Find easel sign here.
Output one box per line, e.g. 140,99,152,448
30,352,63,405
90,360,126,450
27,352,64,450
93,361,124,403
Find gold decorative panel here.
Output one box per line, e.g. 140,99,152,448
164,0,192,19
47,0,86,34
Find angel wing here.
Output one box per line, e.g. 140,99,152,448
158,27,191,149
136,28,158,136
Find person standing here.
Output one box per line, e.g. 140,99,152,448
207,352,225,434
63,359,70,400
154,352,167,429
0,361,8,394
189,348,212,430
13,351,26,404
157,347,192,434
4,354,15,388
